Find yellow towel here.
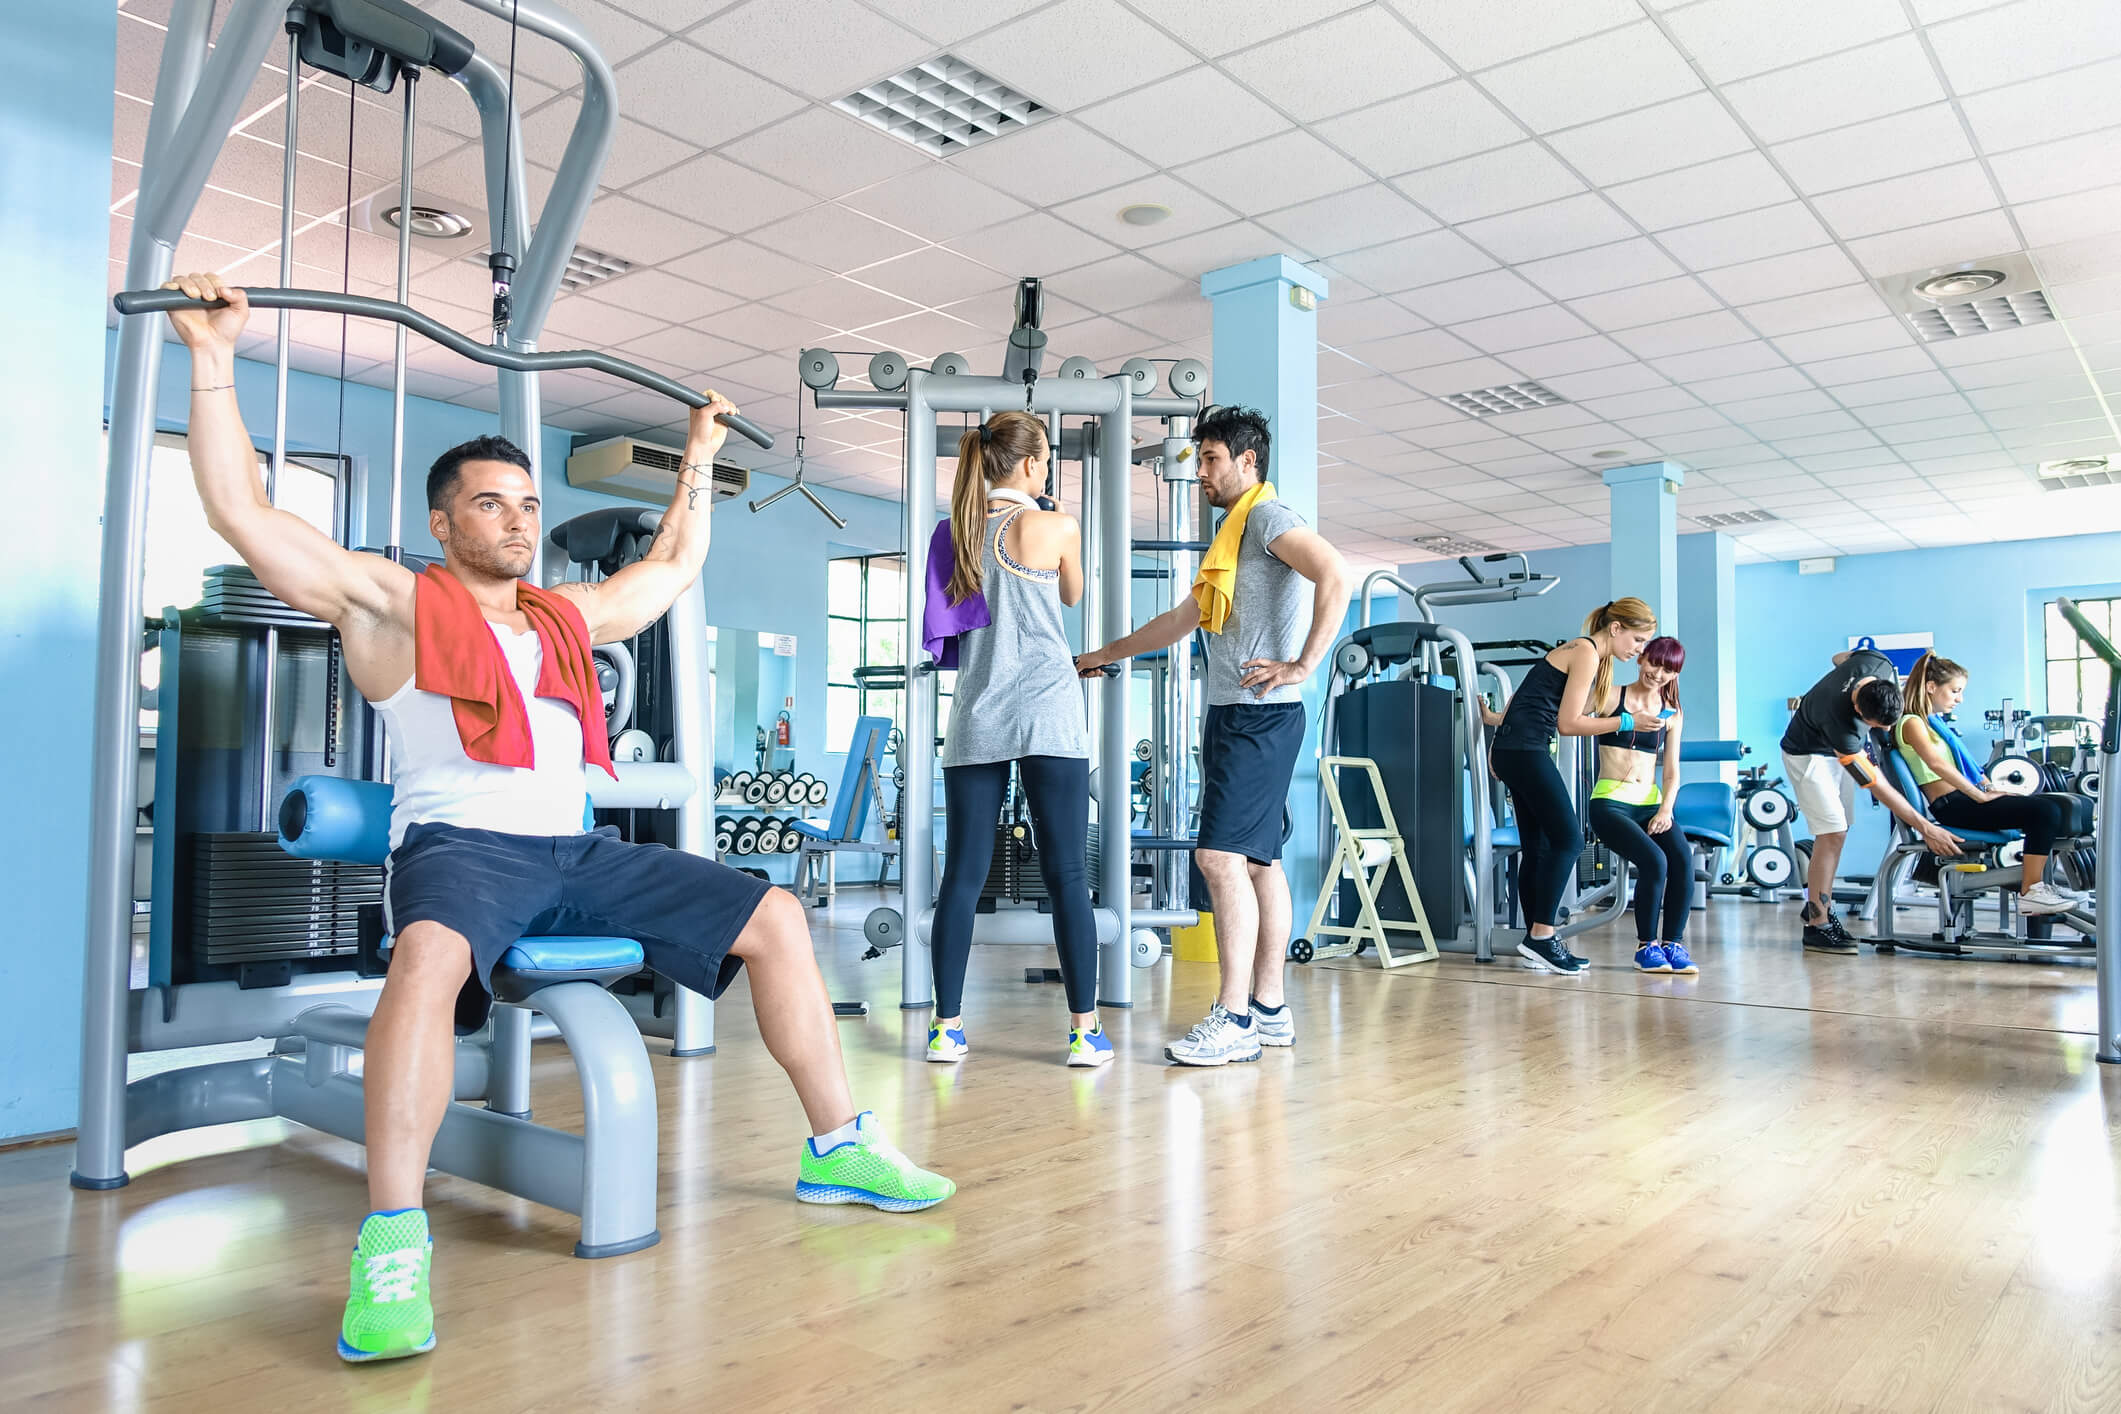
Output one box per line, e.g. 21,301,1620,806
1192,481,1276,634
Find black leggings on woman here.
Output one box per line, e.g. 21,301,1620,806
1492,748,1580,930
1929,790,2066,856
933,755,1096,1017
1587,797,1693,944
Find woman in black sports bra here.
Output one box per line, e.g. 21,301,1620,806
1586,636,1695,976
1485,597,1657,975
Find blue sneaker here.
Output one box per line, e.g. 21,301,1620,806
1661,942,1697,975
1634,943,1673,973
926,1021,967,1063
1067,1023,1114,1068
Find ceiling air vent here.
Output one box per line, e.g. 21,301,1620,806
1692,509,1780,528
1440,381,1567,417
2035,455,2121,490
836,57,1047,157
1407,532,1500,554
566,436,749,506
1876,251,2054,343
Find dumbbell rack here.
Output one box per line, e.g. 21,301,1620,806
712,769,828,861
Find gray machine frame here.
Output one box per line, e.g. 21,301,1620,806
74,0,726,1216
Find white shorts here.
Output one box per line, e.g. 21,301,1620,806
1782,750,1859,836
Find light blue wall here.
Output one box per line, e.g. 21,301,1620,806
2,2,118,1140
1736,531,2121,868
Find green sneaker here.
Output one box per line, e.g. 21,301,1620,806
338,1209,437,1363
796,1112,955,1212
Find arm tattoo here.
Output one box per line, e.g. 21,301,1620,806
678,461,713,511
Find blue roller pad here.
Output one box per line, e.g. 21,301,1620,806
279,775,393,865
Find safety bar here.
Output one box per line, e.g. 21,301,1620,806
113,287,775,449
1679,739,1747,762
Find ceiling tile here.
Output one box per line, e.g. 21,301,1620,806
617,322,762,381
1663,0,1909,84
1477,23,1704,133
1567,277,1725,332
769,276,922,332
1803,346,1939,385
721,108,930,200
1450,304,1598,354
1312,81,1526,177
1989,129,2121,205
749,203,927,274
1768,105,1978,197
1345,327,1483,374
1695,246,1865,305
1811,162,2001,241
1318,293,1429,344
1737,284,1896,337
1651,341,1790,381
1685,366,1817,403
858,307,992,361
1175,132,1366,216
704,0,935,101
1606,152,1797,231
1721,35,1948,144
958,0,1196,109
2015,186,2121,249
853,245,1013,307
1258,184,1438,258
1543,93,1755,188
1051,175,1241,251
634,152,818,235
1612,311,1758,359
591,269,743,325
1926,0,2121,95
1832,371,1963,406
1391,143,1586,224
1658,201,1836,270
614,42,808,150
1456,193,1636,263
572,192,718,266
1770,317,1916,362
1384,0,1641,71
664,239,824,300
1041,252,1192,310
1140,221,1298,282
1840,209,2022,277
1501,334,1638,377
521,112,696,190
1540,362,1673,399
1516,239,1685,299
1327,229,1496,294
945,210,1121,275
1120,0,1366,54
838,162,1032,242
1222,8,1452,122
1396,270,1553,325
1958,56,2121,152
1077,67,1292,168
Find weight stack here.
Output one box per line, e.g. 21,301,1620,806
184,832,380,971
1331,679,1462,931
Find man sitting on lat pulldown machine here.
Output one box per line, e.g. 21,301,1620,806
159,274,952,1366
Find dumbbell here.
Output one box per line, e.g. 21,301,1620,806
729,770,754,800
764,773,790,805
806,777,828,806
715,815,737,855
758,820,784,854
744,775,770,804
733,820,762,854
784,820,804,853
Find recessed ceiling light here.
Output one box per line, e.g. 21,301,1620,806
2035,454,2121,490
1693,509,1780,528
1591,449,1628,460
1119,203,1171,227
1408,532,1499,554
382,203,472,239
1440,381,1567,417
835,56,1046,157
1914,269,2005,301
470,240,633,293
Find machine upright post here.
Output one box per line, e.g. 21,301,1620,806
662,561,718,1055
1096,384,1134,1006
2098,680,2121,1064
387,72,417,550
1163,427,1196,909
900,371,937,1009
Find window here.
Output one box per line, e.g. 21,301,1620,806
2044,596,2116,722
827,553,921,747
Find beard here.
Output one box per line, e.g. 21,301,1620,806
450,533,535,581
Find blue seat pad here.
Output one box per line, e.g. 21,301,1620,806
790,819,831,840
497,936,644,973
1475,824,1521,850
1940,826,2019,847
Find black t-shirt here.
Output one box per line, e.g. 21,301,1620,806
1781,649,1896,757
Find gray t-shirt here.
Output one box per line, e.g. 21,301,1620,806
1204,499,1312,707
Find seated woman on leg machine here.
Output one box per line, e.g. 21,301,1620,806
1586,636,1699,975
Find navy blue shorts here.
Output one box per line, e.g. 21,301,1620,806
1195,701,1306,865
385,822,773,1032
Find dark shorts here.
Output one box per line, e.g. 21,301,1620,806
385,822,773,1032
1195,701,1306,865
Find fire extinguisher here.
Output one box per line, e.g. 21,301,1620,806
776,710,792,748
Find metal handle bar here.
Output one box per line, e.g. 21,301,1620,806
113,286,775,449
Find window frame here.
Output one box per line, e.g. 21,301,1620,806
2043,594,2119,718
828,552,927,744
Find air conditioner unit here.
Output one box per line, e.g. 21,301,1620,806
565,435,749,506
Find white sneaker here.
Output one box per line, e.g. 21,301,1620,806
2021,882,2075,916
1163,1004,1263,1067
1252,1005,1295,1048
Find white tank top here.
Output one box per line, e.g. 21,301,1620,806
374,622,591,849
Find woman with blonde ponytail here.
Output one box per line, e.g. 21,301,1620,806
924,412,1112,1067
1890,651,2079,914
1489,596,1659,974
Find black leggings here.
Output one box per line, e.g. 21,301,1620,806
1929,790,2066,856
1587,797,1694,944
1492,748,1579,930
933,755,1096,1017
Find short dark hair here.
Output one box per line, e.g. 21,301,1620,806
1854,678,1903,725
427,435,532,512
1195,405,1270,482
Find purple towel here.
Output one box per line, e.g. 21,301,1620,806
921,518,989,670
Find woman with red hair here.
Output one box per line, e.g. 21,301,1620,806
1587,635,1698,974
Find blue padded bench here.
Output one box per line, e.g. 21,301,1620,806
792,715,900,905
277,775,660,1258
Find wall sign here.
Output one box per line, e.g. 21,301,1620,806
1850,632,1932,676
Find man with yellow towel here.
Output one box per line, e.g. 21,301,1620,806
1076,407,1352,1065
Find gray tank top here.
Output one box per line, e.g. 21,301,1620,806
940,506,1089,767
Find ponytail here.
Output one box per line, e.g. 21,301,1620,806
1903,651,1967,720
945,411,1048,605
1584,596,1657,718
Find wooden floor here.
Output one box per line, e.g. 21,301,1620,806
7,892,2121,1412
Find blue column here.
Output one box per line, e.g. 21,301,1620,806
1676,530,1739,781
1202,254,1329,935
1603,460,1687,631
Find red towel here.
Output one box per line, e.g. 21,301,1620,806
413,565,617,780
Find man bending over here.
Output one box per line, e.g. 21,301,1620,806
1781,645,1961,953
1076,406,1352,1065
161,274,951,1365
